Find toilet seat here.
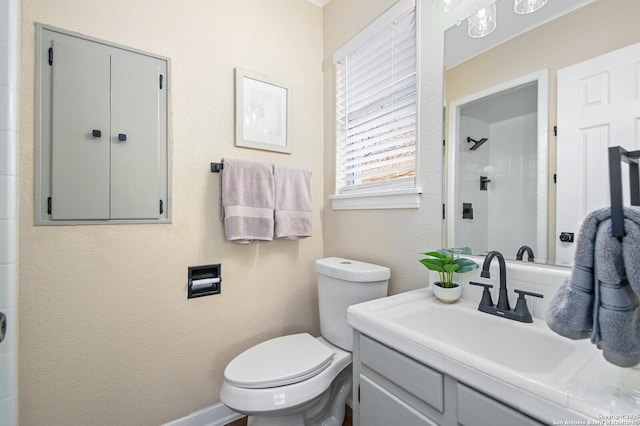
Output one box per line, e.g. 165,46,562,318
220,336,352,416
224,333,334,389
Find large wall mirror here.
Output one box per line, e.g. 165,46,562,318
443,0,640,266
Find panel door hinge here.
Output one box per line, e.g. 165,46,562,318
47,196,52,214
442,139,446,146
48,47,53,66
554,125,557,137
159,199,164,215
554,173,557,184
357,385,360,402
159,74,164,90
442,203,446,220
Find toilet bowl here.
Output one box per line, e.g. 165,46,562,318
220,334,351,425
220,258,390,426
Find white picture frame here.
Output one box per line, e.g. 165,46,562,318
235,68,291,154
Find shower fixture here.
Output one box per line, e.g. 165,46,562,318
467,136,488,150
480,176,491,191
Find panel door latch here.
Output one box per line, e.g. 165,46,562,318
0,312,6,343
559,232,575,243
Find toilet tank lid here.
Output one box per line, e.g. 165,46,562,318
315,257,390,282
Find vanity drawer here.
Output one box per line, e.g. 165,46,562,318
457,383,544,426
360,335,444,413
360,374,438,426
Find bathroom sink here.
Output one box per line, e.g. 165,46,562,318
348,288,594,383
347,286,639,422
391,300,582,375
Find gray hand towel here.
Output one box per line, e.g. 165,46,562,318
546,207,640,367
546,211,599,340
593,217,640,367
273,164,312,239
221,158,274,244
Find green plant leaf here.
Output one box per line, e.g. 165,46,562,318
456,258,477,267
449,247,473,255
444,263,460,273
437,248,455,257
457,258,478,273
419,259,445,272
420,247,479,280
424,251,449,260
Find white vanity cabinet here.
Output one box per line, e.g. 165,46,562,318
36,25,170,224
353,333,545,426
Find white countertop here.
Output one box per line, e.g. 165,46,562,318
348,287,640,424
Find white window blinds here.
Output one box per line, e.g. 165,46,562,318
334,0,417,194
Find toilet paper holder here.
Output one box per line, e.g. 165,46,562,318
188,263,221,299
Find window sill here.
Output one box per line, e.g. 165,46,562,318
330,187,422,210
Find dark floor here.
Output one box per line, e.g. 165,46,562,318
226,418,246,426
343,405,353,426
226,405,353,426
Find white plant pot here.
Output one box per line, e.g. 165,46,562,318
432,282,462,303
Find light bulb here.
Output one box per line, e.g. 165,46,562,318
433,0,462,13
514,0,549,14
468,3,497,38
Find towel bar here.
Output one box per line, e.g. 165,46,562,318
608,146,640,238
210,162,224,173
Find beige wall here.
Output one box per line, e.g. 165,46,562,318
18,0,323,424
445,0,640,262
322,0,452,295
21,0,631,424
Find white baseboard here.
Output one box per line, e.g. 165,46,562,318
163,402,244,426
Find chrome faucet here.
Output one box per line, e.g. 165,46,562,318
470,250,544,323
516,245,535,262
480,251,510,310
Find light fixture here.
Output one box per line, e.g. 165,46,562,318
468,3,497,38
433,0,462,13
514,0,549,14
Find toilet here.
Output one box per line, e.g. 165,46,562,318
220,257,390,426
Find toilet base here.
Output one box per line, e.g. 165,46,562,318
246,367,352,426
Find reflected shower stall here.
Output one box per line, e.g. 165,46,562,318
447,74,548,263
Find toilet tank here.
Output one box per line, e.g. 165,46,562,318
315,257,390,351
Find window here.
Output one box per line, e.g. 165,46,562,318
331,0,420,210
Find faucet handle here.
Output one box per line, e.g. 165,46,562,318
513,289,543,323
514,289,543,299
469,281,494,308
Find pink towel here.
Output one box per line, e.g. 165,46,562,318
221,158,274,243
273,165,312,239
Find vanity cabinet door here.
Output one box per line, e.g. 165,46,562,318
359,335,444,413
360,375,438,426
353,333,548,426
457,383,544,426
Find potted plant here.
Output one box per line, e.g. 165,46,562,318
419,248,478,303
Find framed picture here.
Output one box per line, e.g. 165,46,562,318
235,68,291,154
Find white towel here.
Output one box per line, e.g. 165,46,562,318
221,158,274,243
273,165,312,239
